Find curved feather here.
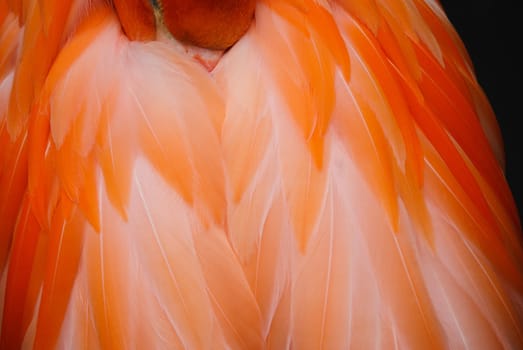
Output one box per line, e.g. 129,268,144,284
0,0,522,348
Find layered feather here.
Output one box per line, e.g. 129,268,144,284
1,0,522,349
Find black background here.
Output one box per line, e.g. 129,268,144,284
439,0,522,221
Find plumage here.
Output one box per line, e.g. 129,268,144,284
1,0,522,349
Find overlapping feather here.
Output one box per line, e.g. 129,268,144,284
1,0,522,348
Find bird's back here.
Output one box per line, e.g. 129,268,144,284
1,0,522,349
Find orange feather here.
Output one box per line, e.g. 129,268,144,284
1,0,522,349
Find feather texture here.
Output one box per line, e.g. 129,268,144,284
1,0,522,349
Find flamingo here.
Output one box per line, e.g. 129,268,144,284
1,0,522,348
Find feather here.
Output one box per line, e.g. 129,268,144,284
0,195,42,349
1,0,523,348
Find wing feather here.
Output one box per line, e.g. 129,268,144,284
0,195,42,349
1,1,523,349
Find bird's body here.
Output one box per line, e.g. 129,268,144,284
1,0,522,348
